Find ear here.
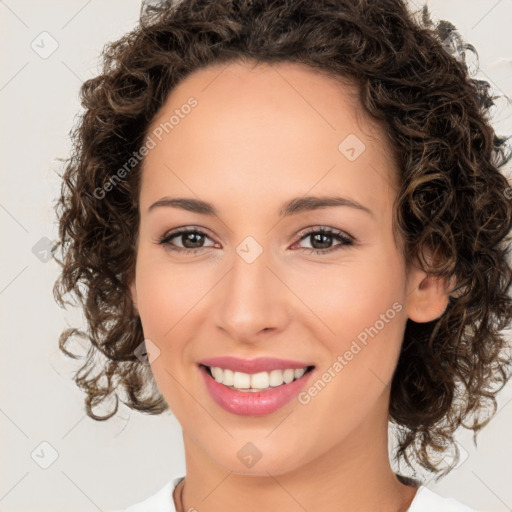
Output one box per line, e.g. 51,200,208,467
405,247,456,323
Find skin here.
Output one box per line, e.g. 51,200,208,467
129,60,453,512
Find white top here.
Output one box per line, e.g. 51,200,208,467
109,475,480,512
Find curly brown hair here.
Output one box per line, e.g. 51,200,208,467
53,0,512,480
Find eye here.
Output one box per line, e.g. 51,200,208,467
157,227,217,254
291,227,354,255
156,226,354,255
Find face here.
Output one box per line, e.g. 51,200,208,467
130,60,449,476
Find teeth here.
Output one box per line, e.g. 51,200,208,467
233,371,251,389
250,371,269,389
222,368,234,386
207,366,309,391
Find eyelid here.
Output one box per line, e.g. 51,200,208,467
156,224,355,255
157,225,217,248
290,226,354,254
294,225,354,242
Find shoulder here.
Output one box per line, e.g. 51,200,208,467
107,476,183,512
408,485,480,512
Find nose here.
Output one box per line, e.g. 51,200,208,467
214,244,290,344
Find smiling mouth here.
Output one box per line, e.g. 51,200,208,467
199,363,315,392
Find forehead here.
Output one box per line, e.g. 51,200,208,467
140,61,399,217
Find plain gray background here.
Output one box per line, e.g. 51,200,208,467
1,1,511,511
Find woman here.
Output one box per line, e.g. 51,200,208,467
53,0,512,510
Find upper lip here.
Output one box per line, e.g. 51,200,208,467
199,356,315,374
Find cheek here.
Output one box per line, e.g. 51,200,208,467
134,252,209,336
134,256,200,411
291,252,404,341
299,267,406,439
292,250,406,395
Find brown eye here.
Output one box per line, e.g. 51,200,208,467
293,227,354,255
158,228,216,253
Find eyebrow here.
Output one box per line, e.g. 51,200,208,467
148,195,373,218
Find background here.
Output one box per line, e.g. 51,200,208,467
0,0,511,511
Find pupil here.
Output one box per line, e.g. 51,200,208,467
312,233,331,249
181,233,333,250
183,233,204,248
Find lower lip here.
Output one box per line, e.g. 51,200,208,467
199,365,314,416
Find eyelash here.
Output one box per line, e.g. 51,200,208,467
156,226,354,255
